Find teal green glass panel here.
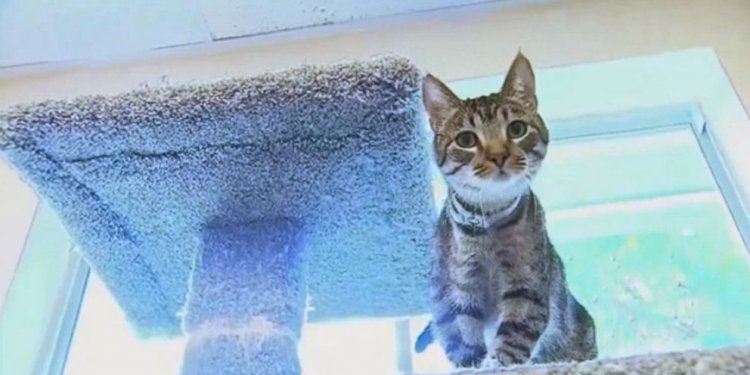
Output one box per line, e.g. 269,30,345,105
551,128,750,358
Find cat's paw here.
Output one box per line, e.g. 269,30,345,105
481,351,522,368
445,337,487,368
494,346,528,367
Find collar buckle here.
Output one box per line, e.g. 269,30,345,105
467,216,482,227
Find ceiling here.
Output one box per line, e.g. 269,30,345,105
0,0,513,68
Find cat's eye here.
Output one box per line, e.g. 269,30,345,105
507,121,528,139
455,131,478,148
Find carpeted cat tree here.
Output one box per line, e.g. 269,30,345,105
0,57,435,375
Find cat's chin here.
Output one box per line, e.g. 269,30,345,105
450,173,528,202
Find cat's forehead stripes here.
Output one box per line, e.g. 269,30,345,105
462,94,501,127
455,94,542,134
500,107,510,121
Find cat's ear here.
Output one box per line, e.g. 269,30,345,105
422,74,462,132
499,51,537,112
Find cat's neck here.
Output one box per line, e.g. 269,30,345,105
447,186,529,229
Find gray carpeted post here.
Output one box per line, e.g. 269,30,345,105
181,220,306,375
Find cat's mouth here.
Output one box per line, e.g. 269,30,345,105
467,163,523,183
490,166,514,178
491,171,514,181
474,163,512,179
473,169,514,182
493,165,528,180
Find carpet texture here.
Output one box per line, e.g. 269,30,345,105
0,56,435,337
459,345,750,374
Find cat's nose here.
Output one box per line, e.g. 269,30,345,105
488,153,509,168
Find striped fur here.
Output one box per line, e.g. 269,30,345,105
418,52,597,368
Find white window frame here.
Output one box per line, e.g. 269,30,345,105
1,47,748,375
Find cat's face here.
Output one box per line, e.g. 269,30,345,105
422,53,548,200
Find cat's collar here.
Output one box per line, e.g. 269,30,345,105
448,190,524,230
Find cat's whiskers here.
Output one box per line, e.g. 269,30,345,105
474,164,489,177
511,155,528,172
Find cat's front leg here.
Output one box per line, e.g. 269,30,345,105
489,287,549,366
432,302,487,368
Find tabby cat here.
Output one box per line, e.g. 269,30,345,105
414,52,597,368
